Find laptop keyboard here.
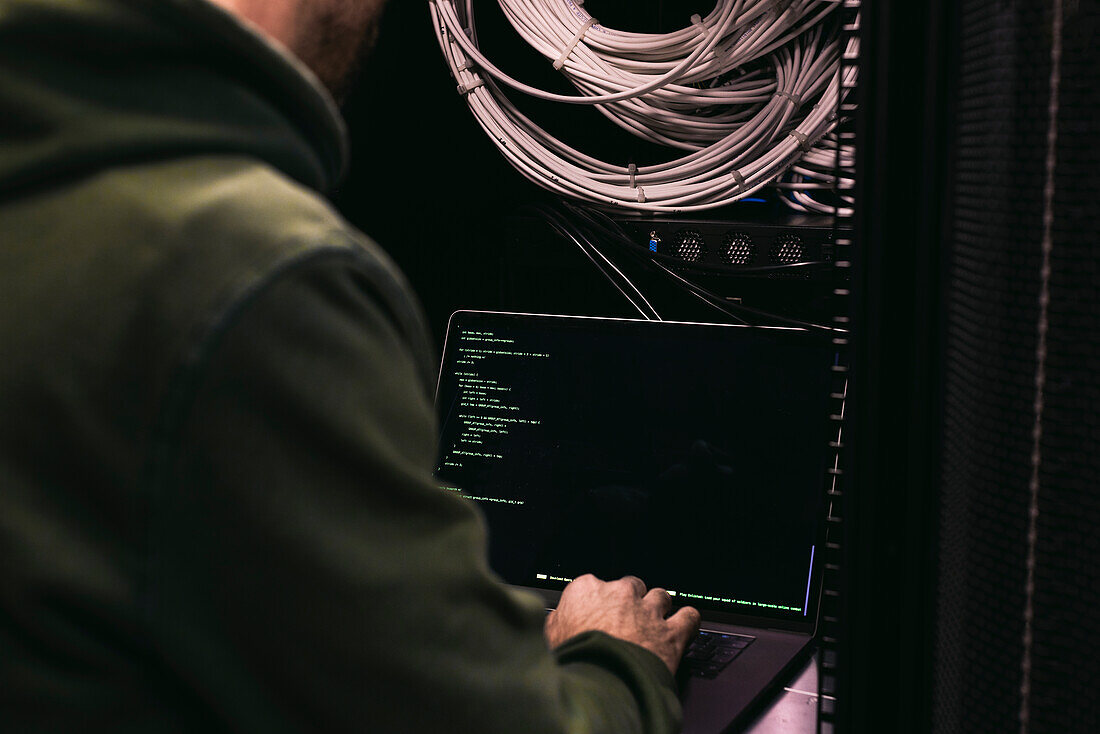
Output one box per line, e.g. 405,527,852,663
681,630,755,679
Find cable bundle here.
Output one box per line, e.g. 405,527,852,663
430,0,855,213
777,132,855,215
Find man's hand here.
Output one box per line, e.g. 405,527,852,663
544,574,701,673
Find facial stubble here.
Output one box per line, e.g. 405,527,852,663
293,0,386,102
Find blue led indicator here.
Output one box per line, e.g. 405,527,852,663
649,239,658,252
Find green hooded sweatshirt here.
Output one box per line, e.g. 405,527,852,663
0,0,681,731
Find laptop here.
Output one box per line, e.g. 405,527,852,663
433,311,835,732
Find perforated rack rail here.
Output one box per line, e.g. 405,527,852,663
817,1,859,731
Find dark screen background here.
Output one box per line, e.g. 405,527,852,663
435,312,835,620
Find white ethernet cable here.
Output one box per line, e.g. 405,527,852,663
776,132,855,215
429,0,855,212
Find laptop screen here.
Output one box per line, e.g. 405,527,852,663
434,311,835,623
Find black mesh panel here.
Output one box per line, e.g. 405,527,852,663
936,1,1100,732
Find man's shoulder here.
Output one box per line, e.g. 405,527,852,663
109,155,364,275
79,154,415,329
1,153,428,437
116,153,427,363
83,155,415,351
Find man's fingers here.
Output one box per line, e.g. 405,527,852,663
569,573,600,591
643,587,673,616
667,605,702,639
549,575,702,674
617,575,647,597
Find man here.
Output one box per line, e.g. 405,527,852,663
0,0,699,731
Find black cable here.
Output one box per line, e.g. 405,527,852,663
538,207,662,321
559,202,847,333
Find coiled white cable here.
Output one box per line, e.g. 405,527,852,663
430,0,853,212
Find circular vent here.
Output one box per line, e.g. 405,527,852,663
668,232,704,264
673,229,706,262
770,234,805,264
721,232,756,266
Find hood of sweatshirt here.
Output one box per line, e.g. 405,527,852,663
0,0,348,201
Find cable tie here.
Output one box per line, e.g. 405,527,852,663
789,130,811,151
636,186,646,203
731,169,746,193
691,14,717,62
628,162,637,189
457,77,485,96
777,90,802,107
454,47,469,72
553,17,597,70
691,13,708,36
